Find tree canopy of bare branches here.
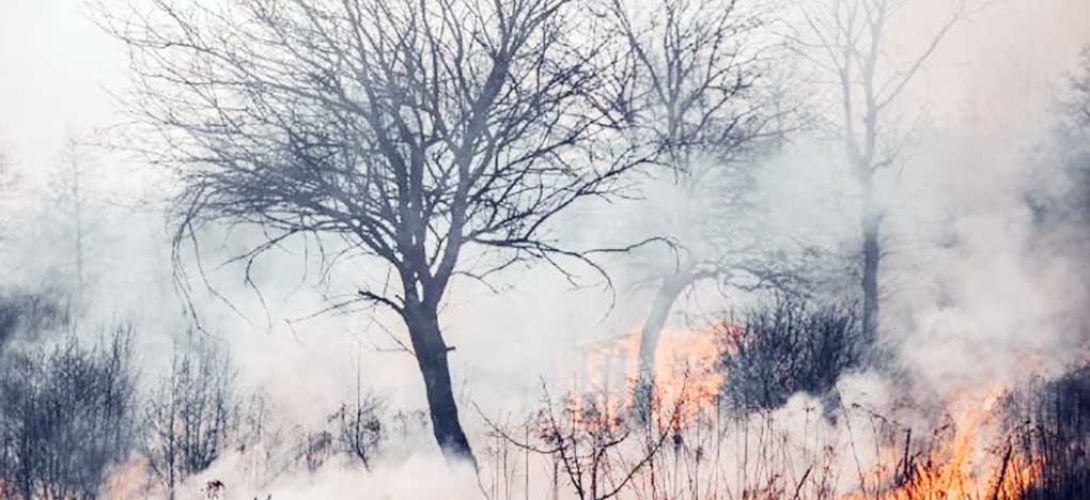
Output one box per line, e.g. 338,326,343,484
796,0,963,347
106,0,644,462
599,0,793,398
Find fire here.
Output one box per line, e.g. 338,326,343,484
571,325,731,426
564,328,1052,498
855,385,1042,500
104,456,152,500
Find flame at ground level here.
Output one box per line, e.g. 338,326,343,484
568,326,732,426
849,384,1044,500
562,326,1055,499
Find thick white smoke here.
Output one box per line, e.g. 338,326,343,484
1,0,1089,498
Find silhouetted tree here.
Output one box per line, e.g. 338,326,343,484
332,384,383,470
0,287,71,355
796,0,963,349
54,136,90,317
1030,47,1090,228
107,0,645,462
599,0,797,403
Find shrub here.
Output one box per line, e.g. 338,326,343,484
717,296,861,412
142,334,235,499
0,327,136,499
1003,366,1090,499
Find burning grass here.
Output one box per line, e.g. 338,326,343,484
480,376,1073,499
573,326,726,429
5,309,1082,499
491,307,1087,500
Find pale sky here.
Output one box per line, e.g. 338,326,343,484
1,0,1088,178
0,0,127,178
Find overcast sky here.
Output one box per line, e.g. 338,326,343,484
1,0,126,176
2,0,1088,181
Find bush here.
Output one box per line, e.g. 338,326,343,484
0,287,71,349
142,333,235,499
0,327,136,499
332,392,383,470
717,296,861,412
1003,366,1090,499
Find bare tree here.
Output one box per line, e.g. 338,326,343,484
106,0,644,462
142,334,234,499
52,135,93,324
797,0,963,347
1030,46,1090,227
333,397,383,471
600,0,789,396
0,287,71,351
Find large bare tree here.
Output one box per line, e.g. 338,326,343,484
601,0,788,397
797,0,962,347
106,0,642,462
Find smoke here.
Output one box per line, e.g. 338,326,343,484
1,0,1089,498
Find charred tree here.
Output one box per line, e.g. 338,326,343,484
634,270,691,395
106,0,643,463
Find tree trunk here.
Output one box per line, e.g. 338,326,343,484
403,304,475,465
860,183,881,350
634,271,692,415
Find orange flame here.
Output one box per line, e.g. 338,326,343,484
568,328,1048,498
853,385,1042,499
571,325,732,426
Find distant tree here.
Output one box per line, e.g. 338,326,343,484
0,286,72,350
796,0,963,348
0,327,136,499
1032,47,1090,226
600,0,794,402
107,0,645,462
55,136,90,313
142,334,235,500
